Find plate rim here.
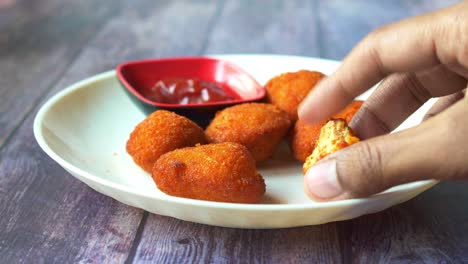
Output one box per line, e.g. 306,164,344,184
33,54,437,212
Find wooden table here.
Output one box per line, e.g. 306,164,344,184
1,0,467,263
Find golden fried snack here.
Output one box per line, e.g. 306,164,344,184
289,100,363,162
289,119,322,162
126,110,206,173
303,119,359,174
152,142,265,203
265,70,325,121
338,100,364,123
205,103,291,162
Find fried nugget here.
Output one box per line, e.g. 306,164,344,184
265,70,325,121
289,100,363,162
289,119,322,162
152,142,265,203
205,103,291,162
338,100,363,123
126,110,206,173
303,119,359,174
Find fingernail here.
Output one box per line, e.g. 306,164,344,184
305,159,343,199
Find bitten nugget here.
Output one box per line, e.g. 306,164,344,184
205,103,291,162
303,119,359,174
152,142,266,203
265,70,325,121
289,100,363,162
126,110,206,173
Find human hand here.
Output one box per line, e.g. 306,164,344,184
298,1,468,201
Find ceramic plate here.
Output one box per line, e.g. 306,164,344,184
34,55,437,228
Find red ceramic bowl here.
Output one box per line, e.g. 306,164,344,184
117,57,265,127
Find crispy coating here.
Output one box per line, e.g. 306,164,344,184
289,100,363,162
338,100,363,123
152,142,266,203
303,119,359,174
265,70,325,121
289,119,323,162
205,103,292,162
126,110,206,173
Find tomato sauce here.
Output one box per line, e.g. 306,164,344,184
143,78,237,104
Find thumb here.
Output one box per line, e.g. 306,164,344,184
304,99,468,201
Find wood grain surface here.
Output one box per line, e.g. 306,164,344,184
1,0,466,263
205,0,320,56
0,0,122,148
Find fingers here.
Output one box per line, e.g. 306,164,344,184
350,66,467,139
304,99,468,201
298,2,466,124
423,90,466,120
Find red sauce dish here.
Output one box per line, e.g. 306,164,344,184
117,57,265,127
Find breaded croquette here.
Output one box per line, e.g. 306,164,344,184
205,103,291,162
303,119,359,174
289,100,363,162
338,100,363,123
265,70,325,121
289,119,323,162
152,142,266,203
126,110,206,172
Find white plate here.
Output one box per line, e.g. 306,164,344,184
34,55,437,228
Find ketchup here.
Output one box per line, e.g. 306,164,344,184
143,78,237,104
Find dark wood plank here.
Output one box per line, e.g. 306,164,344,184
342,182,468,263
50,0,222,85
0,138,143,263
205,0,320,56
133,214,341,263
319,0,467,262
0,0,222,263
0,0,121,149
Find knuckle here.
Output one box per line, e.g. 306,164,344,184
362,28,387,77
403,73,431,103
334,76,354,102
436,13,468,73
361,26,382,52
358,103,392,135
423,112,436,121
